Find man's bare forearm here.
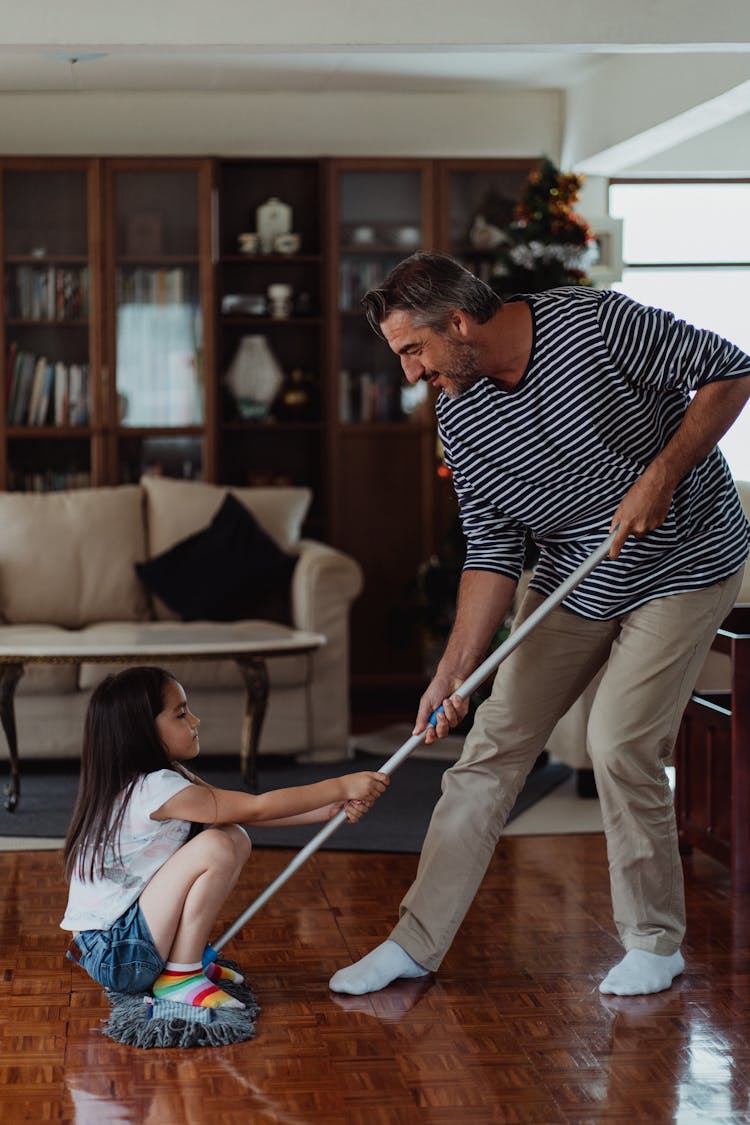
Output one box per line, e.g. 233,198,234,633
610,376,750,557
436,569,517,685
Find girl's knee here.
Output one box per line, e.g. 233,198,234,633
225,823,252,862
197,826,249,870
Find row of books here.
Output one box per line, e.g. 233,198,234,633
338,257,400,311
7,266,89,322
6,346,90,426
116,268,195,306
8,470,92,493
339,370,402,423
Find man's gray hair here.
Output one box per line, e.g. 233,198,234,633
361,251,502,338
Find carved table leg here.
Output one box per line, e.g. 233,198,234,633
236,657,269,792
0,663,25,812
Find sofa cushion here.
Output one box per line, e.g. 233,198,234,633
0,486,148,628
135,493,297,622
141,475,311,555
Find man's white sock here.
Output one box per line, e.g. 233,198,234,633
329,940,429,995
599,949,684,996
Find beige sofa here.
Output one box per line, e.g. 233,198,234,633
0,476,363,762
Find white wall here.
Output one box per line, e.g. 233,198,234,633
0,90,561,158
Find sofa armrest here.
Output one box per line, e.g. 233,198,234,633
291,540,364,631
290,540,364,756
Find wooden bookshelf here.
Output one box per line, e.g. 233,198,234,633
0,154,536,686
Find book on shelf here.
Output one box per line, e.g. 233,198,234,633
338,257,400,311
9,469,92,492
9,266,88,321
26,356,50,425
6,349,89,426
339,369,399,422
67,364,89,426
53,361,68,426
8,350,37,424
116,267,191,306
35,362,56,426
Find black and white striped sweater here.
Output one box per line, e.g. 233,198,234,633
437,287,750,619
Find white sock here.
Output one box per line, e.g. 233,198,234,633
328,940,429,995
599,949,685,996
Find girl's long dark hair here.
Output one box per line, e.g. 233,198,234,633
63,666,193,882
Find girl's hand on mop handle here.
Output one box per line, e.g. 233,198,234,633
342,771,389,823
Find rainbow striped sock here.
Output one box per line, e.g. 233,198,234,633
152,962,244,1010
204,960,244,985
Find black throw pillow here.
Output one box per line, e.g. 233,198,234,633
135,493,297,622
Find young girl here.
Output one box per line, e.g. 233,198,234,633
61,666,388,1011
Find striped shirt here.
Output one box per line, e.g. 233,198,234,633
437,287,750,619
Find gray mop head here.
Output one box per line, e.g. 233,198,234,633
101,958,260,1049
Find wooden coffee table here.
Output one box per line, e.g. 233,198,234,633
0,622,325,811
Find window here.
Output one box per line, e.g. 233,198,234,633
609,181,750,480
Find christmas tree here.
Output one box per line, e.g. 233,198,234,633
491,158,594,295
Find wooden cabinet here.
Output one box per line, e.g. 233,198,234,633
103,158,215,484
0,157,214,491
327,161,434,682
215,159,327,536
1,154,537,688
0,158,104,491
327,158,535,684
676,608,750,891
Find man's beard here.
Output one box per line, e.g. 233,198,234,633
434,339,483,398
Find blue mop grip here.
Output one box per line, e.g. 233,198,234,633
429,706,444,727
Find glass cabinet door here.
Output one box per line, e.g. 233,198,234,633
331,160,436,680
438,160,536,280
1,161,98,490
336,163,432,425
215,159,326,533
109,162,209,483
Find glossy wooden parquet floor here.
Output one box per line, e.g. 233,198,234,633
1,835,748,1125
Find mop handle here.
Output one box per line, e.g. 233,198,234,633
211,531,616,954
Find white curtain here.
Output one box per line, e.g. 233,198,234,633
116,304,203,426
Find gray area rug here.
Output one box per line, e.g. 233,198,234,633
0,753,571,853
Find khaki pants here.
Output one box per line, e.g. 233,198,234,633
391,570,742,969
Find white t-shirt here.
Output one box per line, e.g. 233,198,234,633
61,768,194,933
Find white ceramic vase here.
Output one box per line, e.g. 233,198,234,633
256,197,292,254
225,335,284,419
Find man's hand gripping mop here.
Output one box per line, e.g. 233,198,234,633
206,532,616,963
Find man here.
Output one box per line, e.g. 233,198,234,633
330,251,750,998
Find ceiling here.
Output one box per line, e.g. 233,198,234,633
0,46,612,95
2,5,748,174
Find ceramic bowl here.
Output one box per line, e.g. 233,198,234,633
393,225,421,249
351,225,376,246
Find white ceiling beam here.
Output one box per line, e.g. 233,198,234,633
563,54,750,174
4,0,750,49
622,113,750,175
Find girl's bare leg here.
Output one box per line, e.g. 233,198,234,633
139,825,252,964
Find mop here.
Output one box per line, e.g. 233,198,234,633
104,532,614,1048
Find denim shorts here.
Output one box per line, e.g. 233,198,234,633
66,900,164,993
